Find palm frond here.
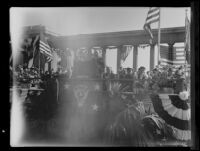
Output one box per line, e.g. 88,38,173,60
142,114,175,141
104,105,152,146
109,82,122,96
143,114,164,130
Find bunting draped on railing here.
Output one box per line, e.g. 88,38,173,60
139,44,150,49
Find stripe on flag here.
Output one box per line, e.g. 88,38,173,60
176,56,185,60
46,57,52,63
160,58,185,65
160,45,186,66
143,7,160,41
39,35,53,62
176,52,184,56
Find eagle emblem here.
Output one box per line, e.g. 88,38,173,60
73,85,89,107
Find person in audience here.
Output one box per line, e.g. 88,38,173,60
137,66,147,81
134,66,147,91
146,71,152,89
123,68,133,92
97,57,104,79
118,67,123,79
149,71,154,78
102,67,111,91
167,67,173,78
109,68,115,79
151,68,159,82
125,68,133,79
146,71,151,79
120,68,126,79
174,67,187,94
102,67,114,79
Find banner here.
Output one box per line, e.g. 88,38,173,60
120,46,132,63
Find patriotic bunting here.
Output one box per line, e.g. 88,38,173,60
150,93,191,140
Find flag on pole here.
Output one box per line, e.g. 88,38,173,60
39,34,53,62
144,7,160,43
28,35,40,68
32,35,40,68
159,45,191,74
120,46,132,63
31,34,53,72
9,41,13,71
185,13,190,64
160,45,186,71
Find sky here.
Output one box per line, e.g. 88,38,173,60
10,7,190,36
10,7,190,72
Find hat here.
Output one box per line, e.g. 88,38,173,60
127,67,132,72
153,68,158,72
168,68,172,72
138,66,145,71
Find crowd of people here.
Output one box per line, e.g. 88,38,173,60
102,64,190,94
10,57,191,146
11,60,190,96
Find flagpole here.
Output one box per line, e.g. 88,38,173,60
184,9,188,79
32,35,39,68
39,26,44,75
39,34,41,75
32,46,35,68
157,8,161,65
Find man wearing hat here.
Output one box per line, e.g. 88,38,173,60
174,68,187,94
123,68,134,92
125,67,133,79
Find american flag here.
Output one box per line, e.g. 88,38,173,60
144,7,160,42
159,45,190,74
39,34,53,62
120,46,132,62
185,14,190,64
160,45,186,66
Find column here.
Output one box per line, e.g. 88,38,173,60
150,44,155,70
87,46,93,55
102,46,107,70
117,45,123,73
133,45,138,70
168,43,174,61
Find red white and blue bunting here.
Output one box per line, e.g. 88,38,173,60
150,93,191,140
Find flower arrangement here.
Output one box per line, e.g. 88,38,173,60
108,82,122,97
14,65,42,88
179,91,189,100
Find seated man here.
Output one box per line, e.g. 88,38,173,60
125,68,133,79
123,68,133,92
174,69,187,94
109,69,115,79
102,67,111,79
118,68,126,79
102,67,114,91
134,66,148,93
